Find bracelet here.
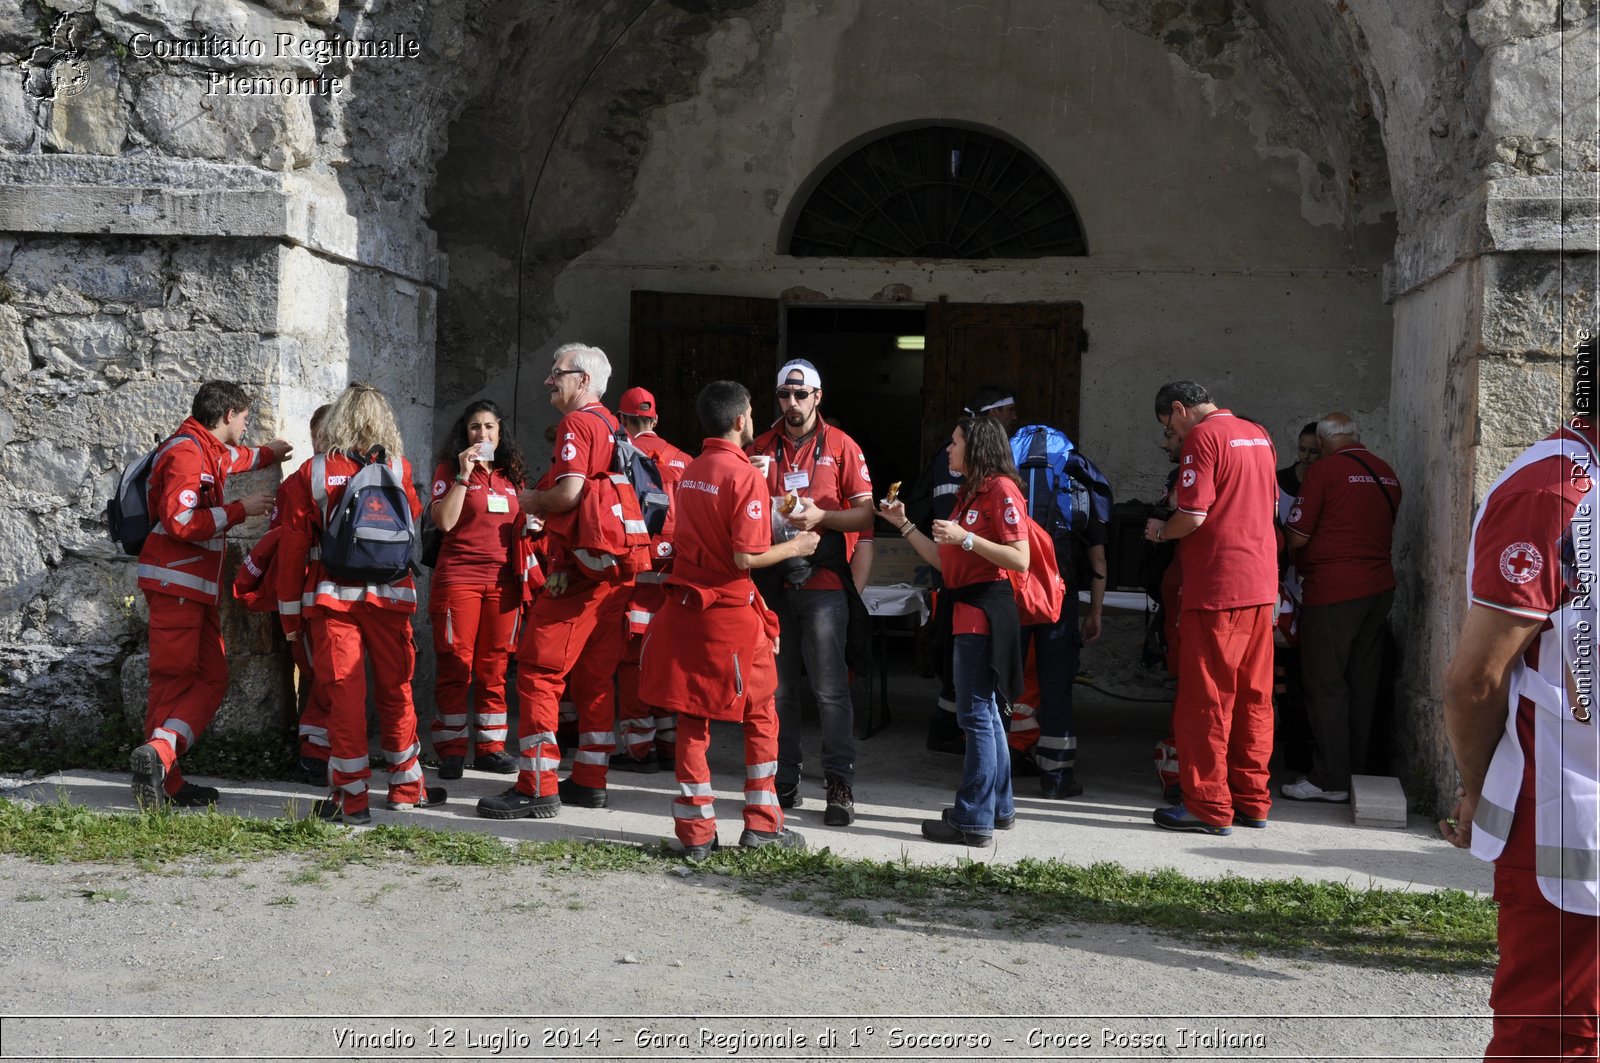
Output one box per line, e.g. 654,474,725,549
899,522,915,536
454,473,470,484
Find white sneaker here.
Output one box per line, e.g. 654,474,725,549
1281,777,1349,803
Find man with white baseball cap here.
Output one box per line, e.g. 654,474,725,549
748,358,876,826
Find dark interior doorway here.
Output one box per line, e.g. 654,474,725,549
782,305,927,494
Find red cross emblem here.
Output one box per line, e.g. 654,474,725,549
1500,542,1543,585
366,498,386,513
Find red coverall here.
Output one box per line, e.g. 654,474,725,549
274,454,426,815
510,404,636,797
137,417,273,794
615,430,690,764
638,438,784,847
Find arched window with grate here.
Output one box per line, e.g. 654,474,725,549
784,125,1087,259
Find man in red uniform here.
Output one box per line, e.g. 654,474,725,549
613,385,691,772
1283,412,1401,802
130,380,292,808
749,359,875,825
478,343,638,818
1442,336,1599,1061
640,380,818,859
1142,381,1278,835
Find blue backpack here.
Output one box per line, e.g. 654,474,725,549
1009,424,1114,550
312,449,416,584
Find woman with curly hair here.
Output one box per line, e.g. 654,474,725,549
275,383,439,822
879,414,1029,847
426,398,529,779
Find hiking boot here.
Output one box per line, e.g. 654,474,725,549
436,756,465,781
473,750,516,774
476,787,561,819
945,807,1012,832
682,837,721,863
823,775,854,826
129,742,168,810
298,755,329,787
387,786,448,811
170,783,219,808
776,781,802,809
609,751,661,774
921,816,992,847
738,827,807,851
557,778,607,808
311,798,371,826
1281,777,1349,803
1152,804,1231,836
1040,773,1084,799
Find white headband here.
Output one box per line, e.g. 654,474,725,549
968,396,1015,415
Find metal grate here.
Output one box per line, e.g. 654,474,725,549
787,126,1086,259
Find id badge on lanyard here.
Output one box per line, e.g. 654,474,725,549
486,492,510,514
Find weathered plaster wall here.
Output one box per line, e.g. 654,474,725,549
482,0,1396,497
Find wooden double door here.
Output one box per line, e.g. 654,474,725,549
628,291,1084,466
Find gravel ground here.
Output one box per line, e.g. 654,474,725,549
0,853,1491,1061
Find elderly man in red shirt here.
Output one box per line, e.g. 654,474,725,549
1143,380,1279,835
1282,412,1401,803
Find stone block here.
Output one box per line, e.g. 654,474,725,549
152,329,263,379
43,56,124,155
1468,0,1561,47
1484,31,1600,144
22,314,138,379
259,0,341,25
136,76,314,169
170,241,281,331
0,71,38,152
1477,357,1562,449
97,0,333,75
6,241,166,308
0,304,26,384
1350,774,1408,828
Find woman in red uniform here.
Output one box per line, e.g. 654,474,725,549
426,399,528,779
880,415,1029,847
275,384,439,824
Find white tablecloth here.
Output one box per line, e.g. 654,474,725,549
862,584,930,624
1082,589,1154,612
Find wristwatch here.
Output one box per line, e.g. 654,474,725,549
960,531,975,552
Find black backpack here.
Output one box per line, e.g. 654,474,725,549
582,409,670,537
106,433,198,556
312,449,416,584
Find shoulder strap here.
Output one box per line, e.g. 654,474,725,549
1341,451,1396,519
310,455,328,524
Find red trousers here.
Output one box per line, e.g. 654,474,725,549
428,580,518,758
1172,604,1274,827
309,607,423,814
1007,645,1040,754
512,578,632,796
143,593,228,795
672,698,783,847
1485,850,1600,1060
617,633,677,761
291,630,333,763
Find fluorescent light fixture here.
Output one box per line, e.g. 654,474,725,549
896,335,925,351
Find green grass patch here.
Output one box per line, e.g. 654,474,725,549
0,798,1496,971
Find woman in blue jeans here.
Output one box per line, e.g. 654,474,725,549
880,415,1029,846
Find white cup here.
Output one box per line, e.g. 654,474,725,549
750,454,773,476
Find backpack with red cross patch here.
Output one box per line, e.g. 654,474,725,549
312,449,416,584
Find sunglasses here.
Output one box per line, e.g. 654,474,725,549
776,388,815,402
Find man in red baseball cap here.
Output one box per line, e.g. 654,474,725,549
613,385,692,773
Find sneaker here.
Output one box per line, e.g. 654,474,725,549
298,756,329,787
436,756,465,781
1040,774,1084,799
1152,804,1232,836
921,816,992,848
609,751,661,774
682,837,721,863
776,781,802,809
476,787,561,820
738,827,807,850
473,750,516,774
387,786,448,811
311,798,371,826
1233,812,1268,829
823,775,854,826
1281,777,1349,803
129,742,167,810
170,783,219,808
557,777,607,808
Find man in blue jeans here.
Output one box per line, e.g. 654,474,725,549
750,359,876,826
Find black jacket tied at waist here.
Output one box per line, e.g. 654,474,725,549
935,579,1023,707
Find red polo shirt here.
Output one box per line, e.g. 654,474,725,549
1286,444,1401,607
942,474,1027,635
748,421,872,591
428,463,521,586
550,402,616,482
1172,410,1279,611
673,438,771,583
631,430,691,485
